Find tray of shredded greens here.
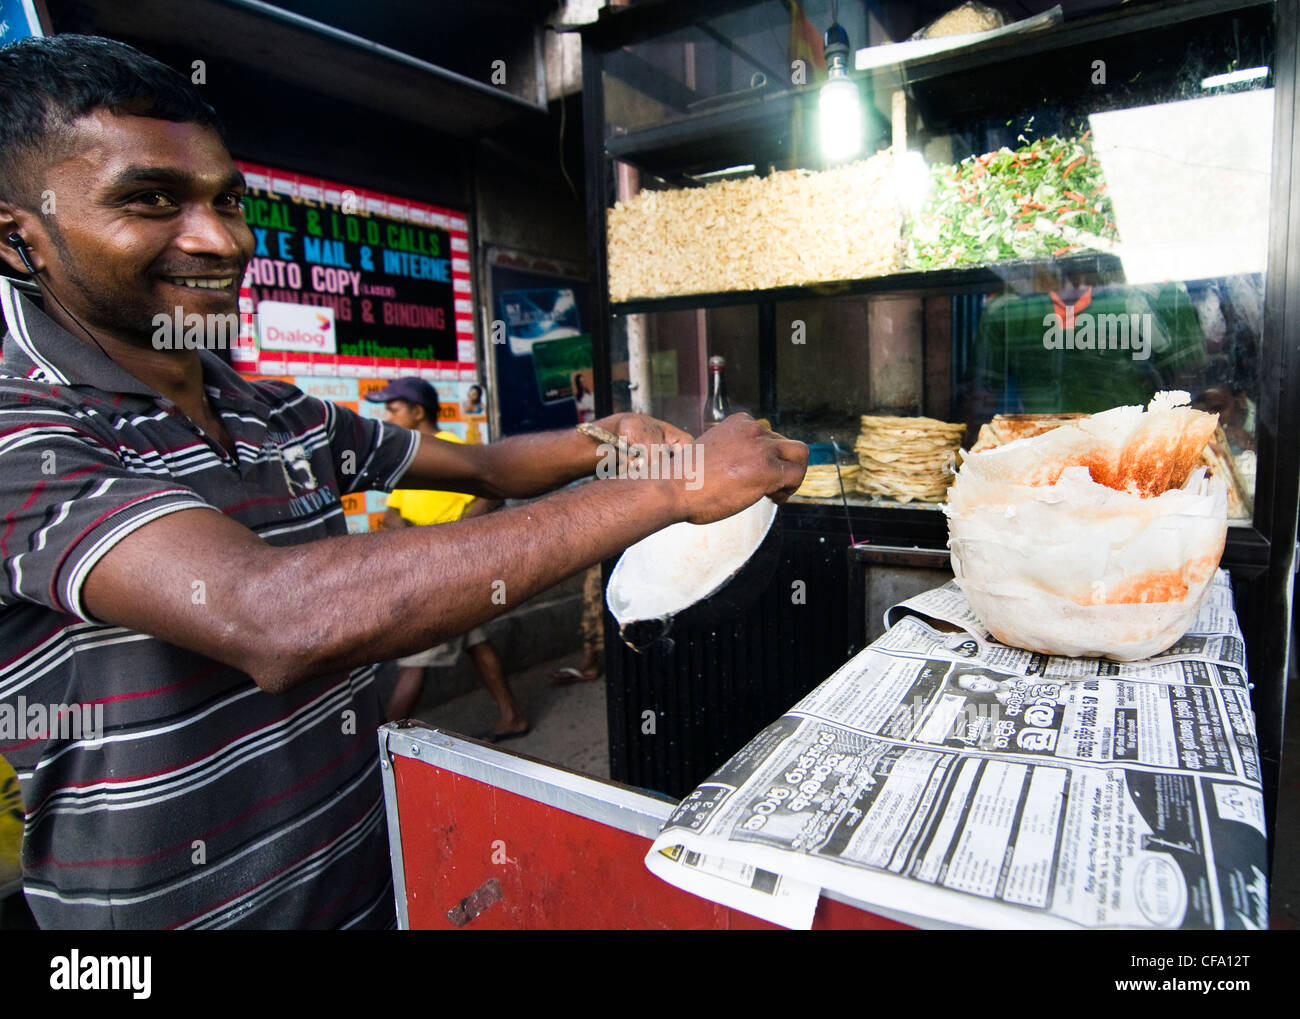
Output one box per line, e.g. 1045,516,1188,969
906,133,1120,269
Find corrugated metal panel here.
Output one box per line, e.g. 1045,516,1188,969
606,525,852,799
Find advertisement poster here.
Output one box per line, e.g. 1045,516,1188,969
231,162,475,383
0,0,44,45
488,252,593,436
531,332,596,421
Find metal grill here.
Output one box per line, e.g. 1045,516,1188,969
605,525,853,799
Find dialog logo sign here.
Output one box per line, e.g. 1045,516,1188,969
257,300,336,353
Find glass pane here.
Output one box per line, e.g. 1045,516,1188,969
624,306,760,434
604,1,1272,524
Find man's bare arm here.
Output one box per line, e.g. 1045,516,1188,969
397,413,693,499
82,415,806,693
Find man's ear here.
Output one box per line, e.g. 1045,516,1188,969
0,201,44,276
0,202,27,276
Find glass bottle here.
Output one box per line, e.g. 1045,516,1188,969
704,355,731,429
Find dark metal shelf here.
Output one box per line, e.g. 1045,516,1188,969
582,0,1265,56
780,498,949,546
612,252,1123,315
783,497,1272,576
58,0,546,138
599,0,1270,181
604,85,814,182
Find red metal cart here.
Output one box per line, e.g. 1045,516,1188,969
377,722,913,930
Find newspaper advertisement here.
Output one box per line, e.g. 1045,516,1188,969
645,571,1268,930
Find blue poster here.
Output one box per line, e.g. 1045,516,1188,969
491,261,592,436
0,0,43,45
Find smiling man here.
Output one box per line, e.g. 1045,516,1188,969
0,35,807,929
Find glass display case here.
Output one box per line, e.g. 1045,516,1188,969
578,0,1299,825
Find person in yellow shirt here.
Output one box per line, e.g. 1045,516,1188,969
365,378,528,740
0,757,21,894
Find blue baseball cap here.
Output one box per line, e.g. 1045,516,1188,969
364,377,440,416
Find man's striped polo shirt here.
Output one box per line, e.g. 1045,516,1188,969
0,279,419,929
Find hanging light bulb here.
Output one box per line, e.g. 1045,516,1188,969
820,19,862,163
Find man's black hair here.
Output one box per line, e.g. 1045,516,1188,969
0,34,225,207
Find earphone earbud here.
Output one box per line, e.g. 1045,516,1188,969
5,232,114,362
5,233,37,275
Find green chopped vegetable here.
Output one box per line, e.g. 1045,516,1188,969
905,133,1121,270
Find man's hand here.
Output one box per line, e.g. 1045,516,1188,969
673,413,808,525
591,412,694,459
400,413,695,500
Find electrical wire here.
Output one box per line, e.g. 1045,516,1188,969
27,271,115,364
551,25,578,203
831,438,858,547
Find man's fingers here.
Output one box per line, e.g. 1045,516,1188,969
619,420,660,444
758,432,807,502
767,471,803,505
661,422,695,446
779,452,808,493
760,430,808,470
773,453,809,502
612,413,695,450
773,437,808,465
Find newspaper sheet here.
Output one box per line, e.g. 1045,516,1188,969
645,571,1268,930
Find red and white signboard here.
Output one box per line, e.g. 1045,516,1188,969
231,162,475,380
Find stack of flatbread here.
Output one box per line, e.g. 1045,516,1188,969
794,463,860,499
970,413,1086,453
854,415,966,502
1201,428,1253,520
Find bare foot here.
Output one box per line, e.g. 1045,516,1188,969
550,666,600,686
490,717,530,741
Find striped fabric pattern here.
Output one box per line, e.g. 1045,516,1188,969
0,281,419,928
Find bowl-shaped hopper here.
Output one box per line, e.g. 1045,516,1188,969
605,497,782,651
